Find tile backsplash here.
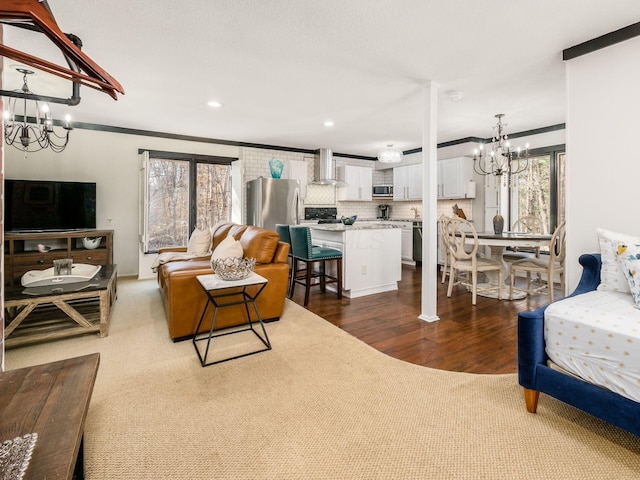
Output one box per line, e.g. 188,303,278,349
330,199,474,221
305,184,335,205
334,199,395,220
437,199,474,221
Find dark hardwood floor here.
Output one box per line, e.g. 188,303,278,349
289,265,559,375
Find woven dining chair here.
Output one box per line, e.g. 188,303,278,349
509,221,566,302
438,214,452,284
445,217,503,305
503,215,544,263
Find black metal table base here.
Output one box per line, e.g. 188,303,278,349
192,281,271,367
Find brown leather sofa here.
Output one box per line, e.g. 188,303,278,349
157,222,290,341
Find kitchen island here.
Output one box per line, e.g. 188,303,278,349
310,223,402,298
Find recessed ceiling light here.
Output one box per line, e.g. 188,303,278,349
324,120,334,127
448,91,463,101
207,101,223,108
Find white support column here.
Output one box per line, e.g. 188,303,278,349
419,82,439,322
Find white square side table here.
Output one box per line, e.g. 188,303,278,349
192,272,270,367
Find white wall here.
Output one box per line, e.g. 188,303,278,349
4,128,239,278
565,35,640,290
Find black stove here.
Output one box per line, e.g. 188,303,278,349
305,207,338,221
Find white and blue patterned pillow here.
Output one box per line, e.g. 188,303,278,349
615,243,640,308
596,228,640,294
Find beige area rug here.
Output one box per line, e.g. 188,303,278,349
5,278,640,479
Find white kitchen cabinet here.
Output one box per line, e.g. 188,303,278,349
400,222,414,263
286,160,308,199
393,164,422,201
483,171,500,232
437,156,475,200
385,220,414,263
337,165,373,201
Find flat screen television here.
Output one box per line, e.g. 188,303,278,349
5,179,97,232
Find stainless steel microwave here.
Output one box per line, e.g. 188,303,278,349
372,185,393,197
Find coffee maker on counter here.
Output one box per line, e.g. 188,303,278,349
378,204,390,220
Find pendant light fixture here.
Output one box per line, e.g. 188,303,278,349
377,144,403,164
472,114,529,177
3,68,73,154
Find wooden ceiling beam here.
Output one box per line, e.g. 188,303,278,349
0,0,124,100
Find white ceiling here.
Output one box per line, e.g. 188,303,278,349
3,1,640,157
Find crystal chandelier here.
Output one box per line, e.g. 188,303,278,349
377,144,403,164
472,114,528,177
3,68,72,153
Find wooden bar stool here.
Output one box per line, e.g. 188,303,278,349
289,226,343,306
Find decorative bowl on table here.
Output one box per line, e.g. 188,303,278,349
211,257,256,281
341,215,357,225
82,236,102,249
37,244,52,253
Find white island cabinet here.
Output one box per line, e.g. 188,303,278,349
310,223,402,298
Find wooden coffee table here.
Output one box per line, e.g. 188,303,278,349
0,353,100,479
3,265,117,348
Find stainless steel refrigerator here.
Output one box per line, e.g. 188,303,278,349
246,177,300,231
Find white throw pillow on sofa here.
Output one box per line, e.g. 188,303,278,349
187,228,212,257
615,242,640,308
211,233,243,261
596,228,640,294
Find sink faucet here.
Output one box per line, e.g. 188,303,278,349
411,207,419,218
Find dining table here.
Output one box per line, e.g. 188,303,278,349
465,231,553,299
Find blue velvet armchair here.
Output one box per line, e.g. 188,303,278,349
518,253,640,437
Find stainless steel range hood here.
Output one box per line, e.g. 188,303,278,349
312,148,345,185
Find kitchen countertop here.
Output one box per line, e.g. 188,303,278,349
299,218,423,225
310,222,402,231
339,218,423,222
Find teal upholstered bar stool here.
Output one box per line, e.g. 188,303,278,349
275,224,295,297
289,226,343,306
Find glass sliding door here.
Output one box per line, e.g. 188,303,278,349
509,148,565,235
510,155,552,234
